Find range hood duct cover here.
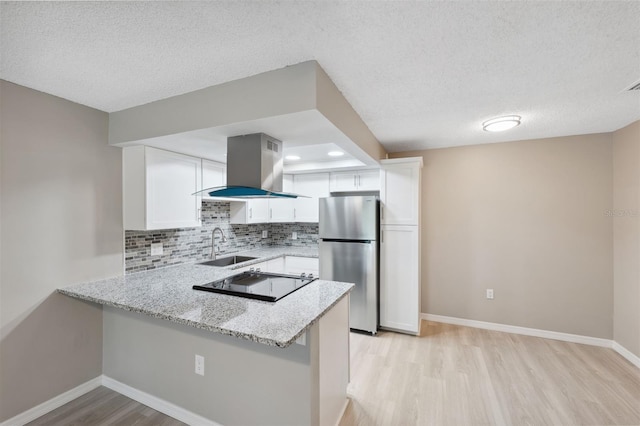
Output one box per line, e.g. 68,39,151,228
203,133,299,199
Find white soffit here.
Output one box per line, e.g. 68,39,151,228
132,109,368,168
1,1,639,151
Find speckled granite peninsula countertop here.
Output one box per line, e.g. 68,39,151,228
58,246,353,348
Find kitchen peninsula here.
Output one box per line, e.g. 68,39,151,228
59,247,353,426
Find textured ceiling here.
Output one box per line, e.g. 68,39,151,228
1,1,639,151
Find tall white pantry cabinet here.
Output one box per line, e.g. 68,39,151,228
379,157,423,335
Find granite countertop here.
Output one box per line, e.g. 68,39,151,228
58,246,353,348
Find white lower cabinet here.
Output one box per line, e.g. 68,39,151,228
284,256,319,276
235,261,268,273
266,256,286,273
379,225,420,334
236,257,318,276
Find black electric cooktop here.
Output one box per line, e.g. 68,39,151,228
193,270,317,302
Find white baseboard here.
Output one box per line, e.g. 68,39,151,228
101,375,221,426
0,376,102,426
612,341,640,369
421,313,612,348
4,335,636,426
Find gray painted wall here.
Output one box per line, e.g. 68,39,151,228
393,133,614,339
0,81,123,422
108,61,317,145
613,120,640,357
103,307,313,425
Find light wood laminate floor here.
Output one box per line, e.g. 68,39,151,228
340,321,640,426
28,320,640,425
27,386,185,426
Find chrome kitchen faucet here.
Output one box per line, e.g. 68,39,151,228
211,227,228,259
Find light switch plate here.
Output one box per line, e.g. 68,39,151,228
150,243,163,256
262,230,268,238
292,232,297,240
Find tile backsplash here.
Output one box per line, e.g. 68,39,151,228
124,201,319,273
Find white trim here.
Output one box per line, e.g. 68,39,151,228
0,376,102,426
4,339,635,426
101,375,221,426
612,341,640,369
421,313,612,348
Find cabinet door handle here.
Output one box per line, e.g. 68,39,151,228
270,208,273,219
381,206,384,220
381,230,384,243
358,175,361,187
354,175,357,188
249,208,252,219
293,208,296,219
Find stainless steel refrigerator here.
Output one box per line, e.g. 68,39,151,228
319,195,379,334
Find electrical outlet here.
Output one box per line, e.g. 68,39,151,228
195,354,204,376
291,232,297,240
262,230,268,238
486,289,494,300
150,243,163,256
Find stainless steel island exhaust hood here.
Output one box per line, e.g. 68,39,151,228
200,133,299,198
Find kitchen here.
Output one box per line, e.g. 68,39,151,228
1,2,640,426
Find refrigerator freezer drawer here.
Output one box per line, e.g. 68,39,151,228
319,240,378,333
319,196,378,241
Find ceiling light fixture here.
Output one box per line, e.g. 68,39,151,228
328,151,344,157
482,115,521,132
285,155,301,161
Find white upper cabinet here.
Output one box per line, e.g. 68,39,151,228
269,174,295,223
230,175,295,224
201,159,226,199
357,169,381,191
380,159,422,226
330,169,380,193
229,173,329,224
330,172,358,192
293,173,330,222
124,146,202,231
230,199,270,224
269,198,295,222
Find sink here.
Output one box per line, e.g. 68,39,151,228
200,255,257,267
